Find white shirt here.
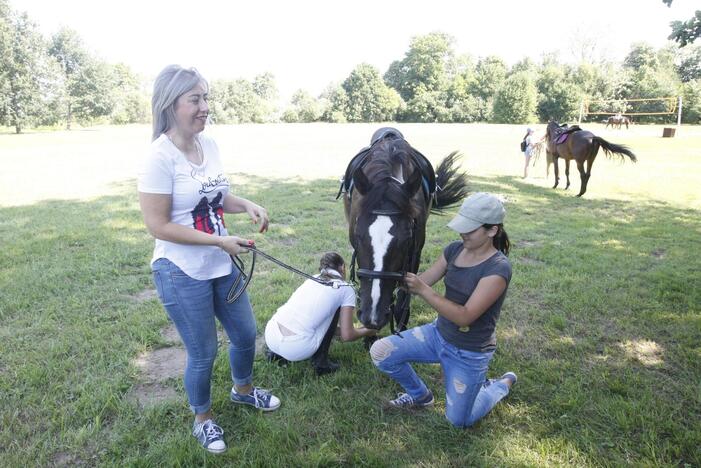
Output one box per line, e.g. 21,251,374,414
138,133,233,280
272,270,356,336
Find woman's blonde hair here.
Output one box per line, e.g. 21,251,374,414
151,65,208,141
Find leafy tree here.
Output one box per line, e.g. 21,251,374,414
677,44,701,82
621,43,680,122
282,89,321,123
0,11,58,133
109,63,149,124
469,56,507,121
680,78,701,123
623,43,660,71
664,0,700,47
471,56,507,100
319,83,348,123
383,32,454,102
49,27,113,128
536,65,582,122
493,72,537,124
209,75,277,124
343,64,401,122
404,88,450,122
252,72,277,101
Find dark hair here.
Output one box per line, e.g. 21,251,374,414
319,252,345,280
483,224,510,256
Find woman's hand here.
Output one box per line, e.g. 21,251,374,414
403,272,431,296
245,202,269,233
218,236,253,256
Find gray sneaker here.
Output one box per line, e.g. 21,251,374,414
192,419,226,454
387,391,434,409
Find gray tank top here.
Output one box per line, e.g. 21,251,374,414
436,241,512,352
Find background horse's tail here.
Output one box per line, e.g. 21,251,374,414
592,137,637,163
432,151,468,214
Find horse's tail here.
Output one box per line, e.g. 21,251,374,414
432,151,468,214
592,137,637,163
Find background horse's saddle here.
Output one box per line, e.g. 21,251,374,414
337,128,436,204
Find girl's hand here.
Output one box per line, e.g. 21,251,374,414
246,202,269,233
359,327,378,337
403,272,430,296
219,236,253,256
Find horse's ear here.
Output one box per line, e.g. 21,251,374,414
353,169,371,195
404,167,422,196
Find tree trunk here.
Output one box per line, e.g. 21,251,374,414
15,124,21,134
66,103,72,130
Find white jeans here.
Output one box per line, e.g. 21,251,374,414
265,317,323,361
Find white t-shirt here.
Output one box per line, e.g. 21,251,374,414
272,272,357,336
525,134,535,156
138,133,233,280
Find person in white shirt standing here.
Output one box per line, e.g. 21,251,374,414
265,252,377,376
138,65,280,454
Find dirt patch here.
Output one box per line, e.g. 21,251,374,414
620,339,664,366
127,382,180,409
255,334,266,356
651,249,666,259
131,289,158,302
52,451,78,467
160,324,181,345
518,240,543,248
517,256,545,265
127,326,267,408
133,347,186,382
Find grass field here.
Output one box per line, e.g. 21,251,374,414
1,123,700,466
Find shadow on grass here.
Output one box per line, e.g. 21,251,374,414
0,174,699,466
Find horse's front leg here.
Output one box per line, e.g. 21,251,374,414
564,158,571,190
552,153,560,189
575,159,587,197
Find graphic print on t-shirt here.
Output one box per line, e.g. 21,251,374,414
191,192,226,234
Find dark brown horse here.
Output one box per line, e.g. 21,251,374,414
605,115,632,129
546,121,637,197
340,128,467,330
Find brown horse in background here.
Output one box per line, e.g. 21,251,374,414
545,121,637,197
605,115,632,129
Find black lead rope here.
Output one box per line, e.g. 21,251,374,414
226,246,352,304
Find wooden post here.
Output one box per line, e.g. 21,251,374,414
578,100,584,124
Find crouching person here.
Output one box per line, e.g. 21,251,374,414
370,193,517,427
265,252,377,376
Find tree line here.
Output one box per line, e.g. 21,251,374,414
1,1,700,133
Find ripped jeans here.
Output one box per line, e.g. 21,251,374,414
370,321,510,427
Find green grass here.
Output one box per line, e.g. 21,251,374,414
1,124,700,466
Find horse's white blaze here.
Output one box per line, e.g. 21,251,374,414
368,215,394,324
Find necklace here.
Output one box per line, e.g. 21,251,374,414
167,134,205,176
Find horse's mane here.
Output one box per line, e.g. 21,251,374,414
359,139,418,218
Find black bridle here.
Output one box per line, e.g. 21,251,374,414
226,246,353,304
349,209,417,336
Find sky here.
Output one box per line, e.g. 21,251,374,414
9,0,701,102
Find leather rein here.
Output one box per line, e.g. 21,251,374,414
226,246,354,304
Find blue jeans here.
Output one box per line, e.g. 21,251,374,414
370,321,510,427
152,258,257,414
